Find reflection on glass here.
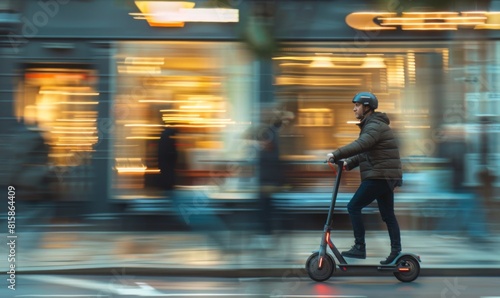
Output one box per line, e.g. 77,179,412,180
271,41,499,239
16,68,98,201
113,41,253,198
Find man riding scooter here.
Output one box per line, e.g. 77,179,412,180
327,92,403,265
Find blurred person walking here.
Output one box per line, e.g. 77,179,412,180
251,109,294,247
436,124,491,244
0,117,54,250
159,125,232,253
327,92,403,265
158,125,178,192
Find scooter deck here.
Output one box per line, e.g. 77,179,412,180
337,263,398,272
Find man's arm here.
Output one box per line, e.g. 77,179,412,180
345,154,364,170
331,121,382,160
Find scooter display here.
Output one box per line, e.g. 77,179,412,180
305,160,421,282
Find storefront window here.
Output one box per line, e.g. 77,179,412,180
16,67,98,201
113,41,254,199
273,42,453,193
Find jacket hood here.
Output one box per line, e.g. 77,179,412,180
373,112,390,125
359,112,390,126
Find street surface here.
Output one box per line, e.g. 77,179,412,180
3,275,499,298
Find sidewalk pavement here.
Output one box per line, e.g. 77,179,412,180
3,229,500,277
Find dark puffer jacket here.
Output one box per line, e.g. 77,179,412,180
332,112,402,184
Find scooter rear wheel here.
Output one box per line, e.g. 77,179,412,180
305,252,335,282
393,255,420,282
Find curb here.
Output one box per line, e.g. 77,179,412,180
18,267,500,277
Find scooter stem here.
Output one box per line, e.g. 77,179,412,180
325,160,344,227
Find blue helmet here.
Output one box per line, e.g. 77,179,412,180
352,92,378,110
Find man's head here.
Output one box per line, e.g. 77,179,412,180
352,92,378,120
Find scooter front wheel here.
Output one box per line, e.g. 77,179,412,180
305,252,335,282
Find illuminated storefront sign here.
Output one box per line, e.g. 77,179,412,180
346,11,500,30
131,1,239,27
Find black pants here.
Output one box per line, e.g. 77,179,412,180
347,179,401,252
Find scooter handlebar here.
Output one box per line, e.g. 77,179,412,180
324,159,345,174
323,159,345,166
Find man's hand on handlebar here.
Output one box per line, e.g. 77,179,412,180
325,153,347,170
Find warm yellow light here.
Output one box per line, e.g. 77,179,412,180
116,167,148,173
52,131,96,134
124,57,165,65
276,76,362,86
55,101,99,105
133,1,238,27
124,124,165,127
180,105,213,109
309,56,334,68
361,56,386,68
346,11,500,31
177,124,226,128
134,1,194,27
58,136,98,140
160,109,225,113
299,108,332,112
126,136,161,140
345,12,397,30
139,100,203,103
55,119,96,122
117,65,161,74
188,119,234,125
162,116,202,121
474,12,500,29
55,143,95,147
39,90,100,96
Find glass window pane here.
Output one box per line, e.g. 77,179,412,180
113,41,254,199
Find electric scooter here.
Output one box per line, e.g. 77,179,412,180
305,159,421,282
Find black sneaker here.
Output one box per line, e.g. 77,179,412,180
341,244,366,259
380,251,400,265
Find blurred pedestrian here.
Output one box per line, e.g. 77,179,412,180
436,124,490,244
0,117,53,250
253,109,294,247
0,117,51,201
327,92,403,265
160,125,233,253
158,125,178,191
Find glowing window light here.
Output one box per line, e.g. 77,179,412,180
55,101,99,105
139,100,203,103
160,109,225,113
309,56,335,68
117,65,161,74
52,131,96,134
347,11,500,31
132,1,238,27
299,108,332,112
116,167,148,173
177,124,226,128
55,143,95,147
124,124,165,127
162,117,202,121
57,136,98,140
53,126,96,130
179,105,213,109
39,90,99,96
55,119,97,122
126,136,161,140
124,57,165,65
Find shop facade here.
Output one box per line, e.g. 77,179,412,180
1,0,499,222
